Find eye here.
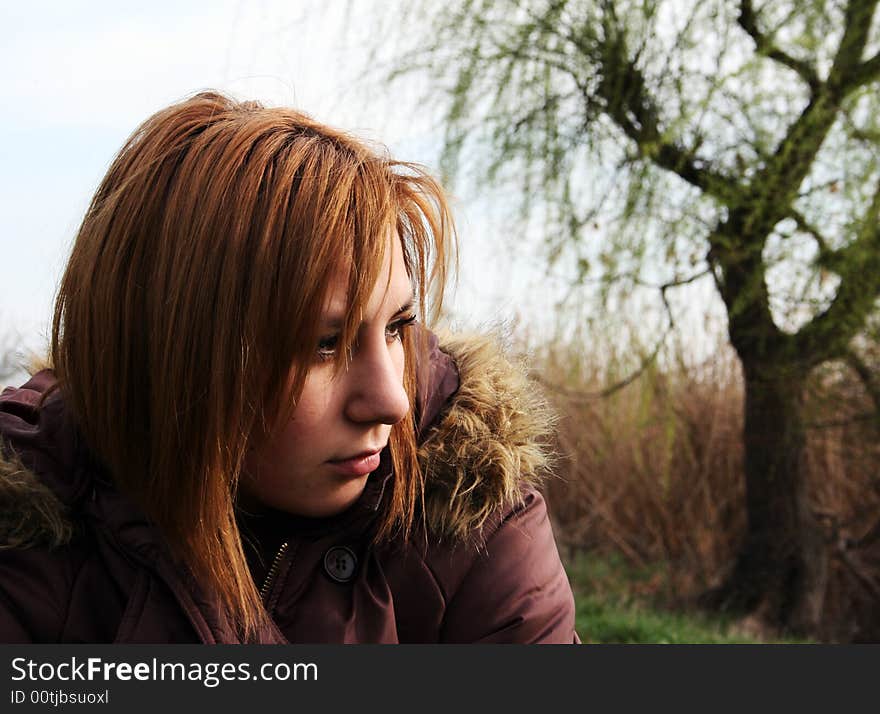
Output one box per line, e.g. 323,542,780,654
385,314,417,343
316,334,339,361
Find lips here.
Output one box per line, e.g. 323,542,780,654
326,449,383,478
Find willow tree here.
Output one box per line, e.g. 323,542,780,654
380,0,880,633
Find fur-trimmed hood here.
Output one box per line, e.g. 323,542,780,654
0,451,72,550
0,332,556,549
419,333,555,539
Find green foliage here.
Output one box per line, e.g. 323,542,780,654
384,0,880,363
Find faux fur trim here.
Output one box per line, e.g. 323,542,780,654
0,448,73,549
418,333,556,540
0,335,556,546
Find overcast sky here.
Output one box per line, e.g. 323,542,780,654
1,0,561,379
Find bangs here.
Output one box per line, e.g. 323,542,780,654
327,157,397,375
285,157,452,382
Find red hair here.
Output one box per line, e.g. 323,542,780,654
51,91,455,641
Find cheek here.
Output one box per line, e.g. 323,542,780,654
266,420,310,465
274,387,335,455
252,379,335,467
244,415,323,500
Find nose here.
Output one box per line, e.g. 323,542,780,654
344,339,410,426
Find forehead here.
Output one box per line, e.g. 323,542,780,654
322,234,411,318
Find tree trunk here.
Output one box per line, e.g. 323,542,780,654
703,360,828,635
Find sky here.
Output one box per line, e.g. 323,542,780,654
0,0,564,381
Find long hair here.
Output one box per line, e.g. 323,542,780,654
50,91,454,641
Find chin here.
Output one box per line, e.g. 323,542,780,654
292,478,369,518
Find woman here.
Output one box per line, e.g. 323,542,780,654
0,91,578,643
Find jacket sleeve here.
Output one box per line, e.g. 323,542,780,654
438,488,580,643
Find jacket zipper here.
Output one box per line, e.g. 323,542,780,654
259,541,290,605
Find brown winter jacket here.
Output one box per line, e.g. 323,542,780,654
0,333,579,643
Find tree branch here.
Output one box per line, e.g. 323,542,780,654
737,0,820,93
796,180,880,361
535,269,680,403
790,208,837,263
588,28,741,204
848,51,880,88
533,324,669,403
738,0,877,242
845,117,880,145
742,91,843,240
831,0,880,93
635,269,712,293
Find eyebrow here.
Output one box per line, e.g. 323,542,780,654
321,295,416,331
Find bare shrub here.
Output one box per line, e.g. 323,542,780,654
530,332,880,642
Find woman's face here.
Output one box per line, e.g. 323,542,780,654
242,235,413,518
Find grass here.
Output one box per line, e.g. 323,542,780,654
565,552,814,644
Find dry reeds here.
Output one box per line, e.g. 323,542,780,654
526,330,880,642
